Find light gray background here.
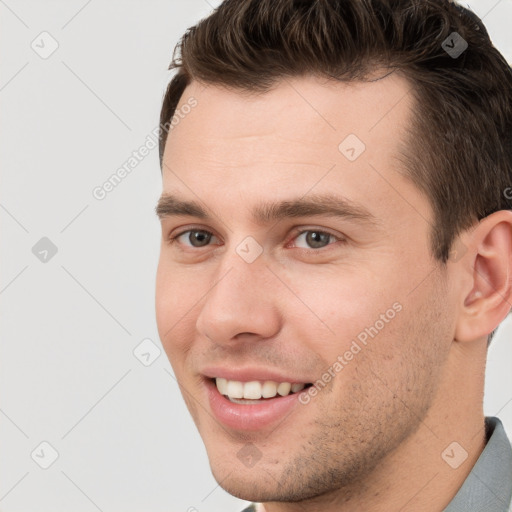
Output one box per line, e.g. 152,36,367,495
1,1,511,511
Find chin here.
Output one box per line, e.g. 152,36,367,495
210,467,278,502
205,449,277,501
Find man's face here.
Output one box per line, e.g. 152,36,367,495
155,74,456,502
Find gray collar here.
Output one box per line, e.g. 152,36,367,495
443,416,512,512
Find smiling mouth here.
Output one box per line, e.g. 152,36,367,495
213,377,313,404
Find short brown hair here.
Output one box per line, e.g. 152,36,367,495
159,0,512,267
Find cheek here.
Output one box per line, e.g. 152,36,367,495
293,268,400,353
291,272,418,401
155,259,197,363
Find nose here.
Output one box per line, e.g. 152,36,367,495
195,248,282,345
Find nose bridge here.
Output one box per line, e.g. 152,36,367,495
195,241,280,342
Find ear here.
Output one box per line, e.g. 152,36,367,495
454,210,512,343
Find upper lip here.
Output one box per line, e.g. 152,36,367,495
201,366,312,384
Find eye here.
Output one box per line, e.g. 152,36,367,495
169,229,220,248
167,227,343,251
291,229,340,250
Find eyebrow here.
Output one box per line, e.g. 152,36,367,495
155,193,380,227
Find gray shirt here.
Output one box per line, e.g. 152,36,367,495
240,416,512,512
443,416,512,511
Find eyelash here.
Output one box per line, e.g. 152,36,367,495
166,227,346,252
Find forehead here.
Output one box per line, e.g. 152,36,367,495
161,73,431,232
168,72,411,141
164,72,412,171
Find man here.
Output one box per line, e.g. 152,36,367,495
155,0,512,510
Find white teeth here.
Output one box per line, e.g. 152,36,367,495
216,377,228,395
215,378,307,400
262,381,278,398
226,380,244,399
277,382,291,396
243,381,262,399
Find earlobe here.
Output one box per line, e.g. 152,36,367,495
454,211,512,343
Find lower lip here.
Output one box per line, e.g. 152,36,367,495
205,379,303,431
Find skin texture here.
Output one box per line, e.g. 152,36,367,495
155,74,512,511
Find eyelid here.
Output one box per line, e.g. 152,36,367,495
288,226,343,240
286,227,345,250
169,226,221,246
